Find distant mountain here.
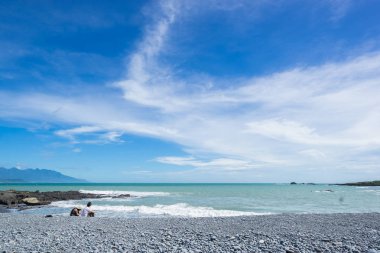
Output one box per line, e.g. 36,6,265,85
0,167,86,183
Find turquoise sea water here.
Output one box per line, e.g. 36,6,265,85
1,183,379,217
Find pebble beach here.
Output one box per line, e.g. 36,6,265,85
1,213,380,253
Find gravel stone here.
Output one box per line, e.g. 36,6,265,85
0,213,379,252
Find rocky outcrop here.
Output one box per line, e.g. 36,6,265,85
0,190,130,208
337,181,380,186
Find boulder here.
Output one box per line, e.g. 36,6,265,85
0,192,19,206
22,197,40,205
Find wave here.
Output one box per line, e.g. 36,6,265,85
51,201,268,217
79,190,170,198
314,190,334,193
362,189,380,195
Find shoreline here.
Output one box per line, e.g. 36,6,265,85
1,213,379,252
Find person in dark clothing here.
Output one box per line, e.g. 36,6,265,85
70,207,81,216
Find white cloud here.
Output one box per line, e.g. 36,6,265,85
130,170,153,174
15,163,28,169
55,126,103,140
113,0,187,113
155,156,260,171
299,149,327,160
246,119,320,144
55,126,125,144
103,131,124,142
72,148,82,153
327,0,352,21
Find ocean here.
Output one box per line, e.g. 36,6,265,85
1,183,379,218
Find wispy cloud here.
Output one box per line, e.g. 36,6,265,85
55,126,104,140
55,126,125,144
327,0,352,22
114,0,188,113
72,148,82,153
156,156,261,171
299,149,327,160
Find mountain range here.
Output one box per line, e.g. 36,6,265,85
0,167,86,183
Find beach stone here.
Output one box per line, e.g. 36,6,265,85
1,213,380,252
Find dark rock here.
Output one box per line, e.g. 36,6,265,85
111,194,131,198
337,180,380,186
0,190,131,209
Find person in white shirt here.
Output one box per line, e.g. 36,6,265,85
80,202,95,217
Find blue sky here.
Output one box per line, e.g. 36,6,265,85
1,0,380,182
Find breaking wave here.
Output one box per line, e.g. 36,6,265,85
51,201,268,218
79,190,170,198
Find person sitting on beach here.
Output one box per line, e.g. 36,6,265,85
80,202,95,217
70,207,81,216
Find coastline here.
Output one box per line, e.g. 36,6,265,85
337,181,380,186
1,213,379,252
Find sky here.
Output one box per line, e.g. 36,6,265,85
0,0,380,183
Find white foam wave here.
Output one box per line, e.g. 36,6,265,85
362,189,380,195
51,200,83,208
79,190,170,197
51,202,267,217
